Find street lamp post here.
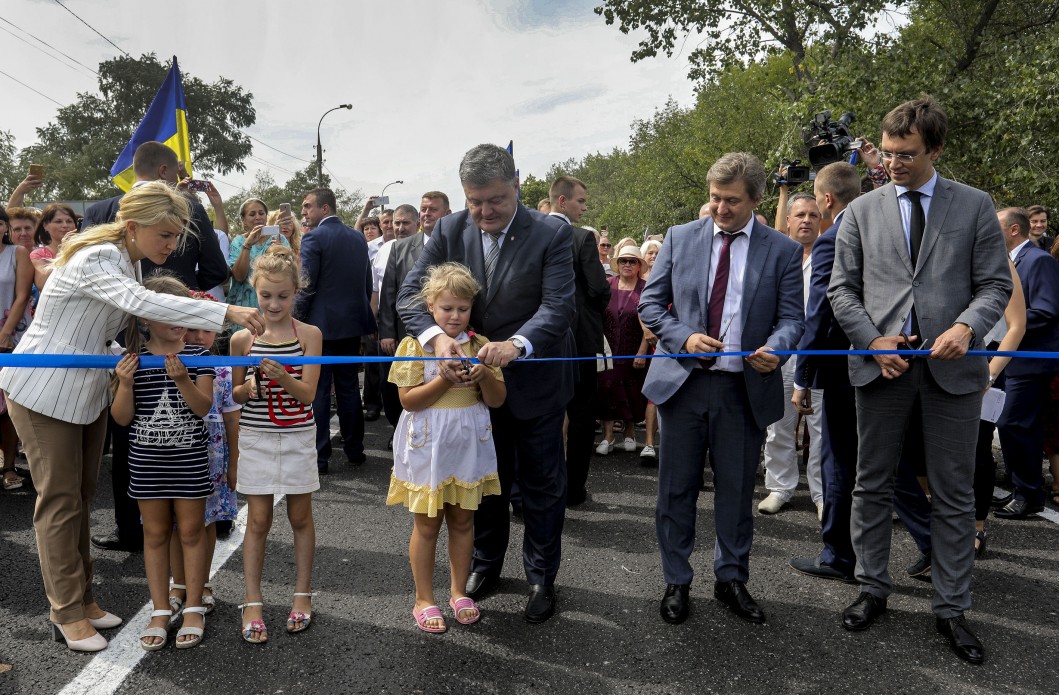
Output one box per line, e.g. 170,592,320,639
316,104,352,185
380,180,403,211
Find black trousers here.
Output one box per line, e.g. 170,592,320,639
106,416,142,543
313,337,365,465
565,358,598,500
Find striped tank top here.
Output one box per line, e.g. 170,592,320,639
241,327,314,432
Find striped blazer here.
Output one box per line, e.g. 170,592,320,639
0,243,228,424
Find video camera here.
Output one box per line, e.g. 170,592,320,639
803,110,863,169
775,159,812,186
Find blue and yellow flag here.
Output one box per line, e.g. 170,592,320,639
110,56,192,192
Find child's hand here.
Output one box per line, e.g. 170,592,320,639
258,358,287,385
165,354,190,382
244,370,259,399
115,353,138,385
466,363,491,384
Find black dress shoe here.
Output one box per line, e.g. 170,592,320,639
789,556,856,583
465,571,499,600
90,533,143,552
842,592,886,631
660,584,690,624
936,615,985,664
364,408,380,422
713,581,765,624
906,552,932,579
993,499,1044,519
524,584,555,623
990,491,1013,508
567,488,588,507
317,464,329,475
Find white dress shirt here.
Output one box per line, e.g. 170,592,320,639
708,216,754,372
895,171,938,335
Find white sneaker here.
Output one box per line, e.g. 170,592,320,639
621,437,637,452
758,491,792,514
639,444,657,459
595,439,612,455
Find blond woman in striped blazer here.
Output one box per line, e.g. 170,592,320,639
0,182,264,652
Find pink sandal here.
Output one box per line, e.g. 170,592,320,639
413,605,447,634
448,596,481,625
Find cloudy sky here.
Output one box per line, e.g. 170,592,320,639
2,0,700,209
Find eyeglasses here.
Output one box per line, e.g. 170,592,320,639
599,243,612,249
879,150,926,164
617,258,639,265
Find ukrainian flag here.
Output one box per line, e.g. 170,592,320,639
110,56,192,192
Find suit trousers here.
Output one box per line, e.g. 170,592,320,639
819,379,932,574
106,417,143,544
472,402,567,586
656,370,765,585
997,373,1051,506
7,399,108,623
313,337,365,466
853,360,980,618
565,359,599,500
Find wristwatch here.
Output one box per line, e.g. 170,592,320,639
510,337,527,359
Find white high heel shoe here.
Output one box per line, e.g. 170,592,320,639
51,622,108,652
87,612,123,630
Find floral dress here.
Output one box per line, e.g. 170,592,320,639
204,366,239,523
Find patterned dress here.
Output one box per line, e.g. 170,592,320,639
597,276,648,422
127,344,215,500
204,366,239,523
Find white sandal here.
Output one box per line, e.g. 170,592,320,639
202,582,216,615
238,601,268,644
168,582,186,613
140,609,173,651
287,591,317,634
175,606,206,649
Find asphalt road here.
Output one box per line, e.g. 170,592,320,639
1,417,1057,695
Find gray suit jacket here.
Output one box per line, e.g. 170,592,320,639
379,233,425,342
638,217,805,430
828,176,1011,393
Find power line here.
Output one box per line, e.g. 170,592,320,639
247,154,298,177
51,0,131,58
323,164,356,198
0,68,65,107
0,15,99,76
244,134,312,163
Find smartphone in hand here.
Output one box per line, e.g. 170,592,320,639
187,180,211,192
28,164,44,178
261,226,281,237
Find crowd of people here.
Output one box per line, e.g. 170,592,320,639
0,94,1056,666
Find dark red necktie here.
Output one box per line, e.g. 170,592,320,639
707,231,743,340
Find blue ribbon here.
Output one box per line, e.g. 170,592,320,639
0,349,1055,370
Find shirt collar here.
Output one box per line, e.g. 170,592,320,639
318,215,339,225
712,215,755,238
549,212,571,225
481,213,516,238
1010,238,1032,261
423,331,471,352
895,170,939,199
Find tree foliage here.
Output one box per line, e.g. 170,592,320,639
17,54,255,201
220,163,364,232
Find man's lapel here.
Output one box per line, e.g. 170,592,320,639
485,206,529,305
697,218,716,322
881,183,914,275
916,176,952,274
740,220,771,326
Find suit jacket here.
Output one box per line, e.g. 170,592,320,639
570,226,610,355
82,191,228,291
379,232,425,342
297,216,376,340
828,176,1012,392
1006,241,1059,376
397,205,577,419
0,243,228,424
795,217,850,390
1037,235,1055,252
639,216,805,430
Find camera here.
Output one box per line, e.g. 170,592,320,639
776,159,812,186
803,111,863,168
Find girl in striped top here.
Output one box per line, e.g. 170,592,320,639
111,274,215,651
230,245,322,644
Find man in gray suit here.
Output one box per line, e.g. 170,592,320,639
640,152,804,625
828,96,1011,664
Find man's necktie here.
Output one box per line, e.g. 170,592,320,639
906,190,925,339
484,232,502,289
706,230,743,350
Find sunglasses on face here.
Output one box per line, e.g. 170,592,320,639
599,243,612,249
617,258,639,265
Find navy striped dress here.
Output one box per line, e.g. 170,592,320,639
127,344,215,499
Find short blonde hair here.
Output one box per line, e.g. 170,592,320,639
55,182,190,268
416,262,480,305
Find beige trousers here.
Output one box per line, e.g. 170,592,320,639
7,397,108,624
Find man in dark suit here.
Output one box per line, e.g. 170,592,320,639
789,162,932,583
299,187,376,474
377,192,451,425
994,207,1059,518
398,144,576,623
87,141,228,553
81,141,229,291
829,96,1011,664
548,175,609,506
639,152,804,626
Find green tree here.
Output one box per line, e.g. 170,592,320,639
221,163,363,233
0,131,22,202
519,174,551,209
19,54,255,201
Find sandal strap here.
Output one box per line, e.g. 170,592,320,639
150,609,174,618
293,591,317,597
237,602,264,609
169,582,187,590
416,605,444,621
182,606,207,615
243,620,268,632
176,626,204,637
140,627,168,638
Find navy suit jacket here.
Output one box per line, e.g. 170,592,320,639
297,216,376,340
82,191,228,291
796,216,851,390
1007,241,1059,376
639,216,804,430
397,205,577,419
